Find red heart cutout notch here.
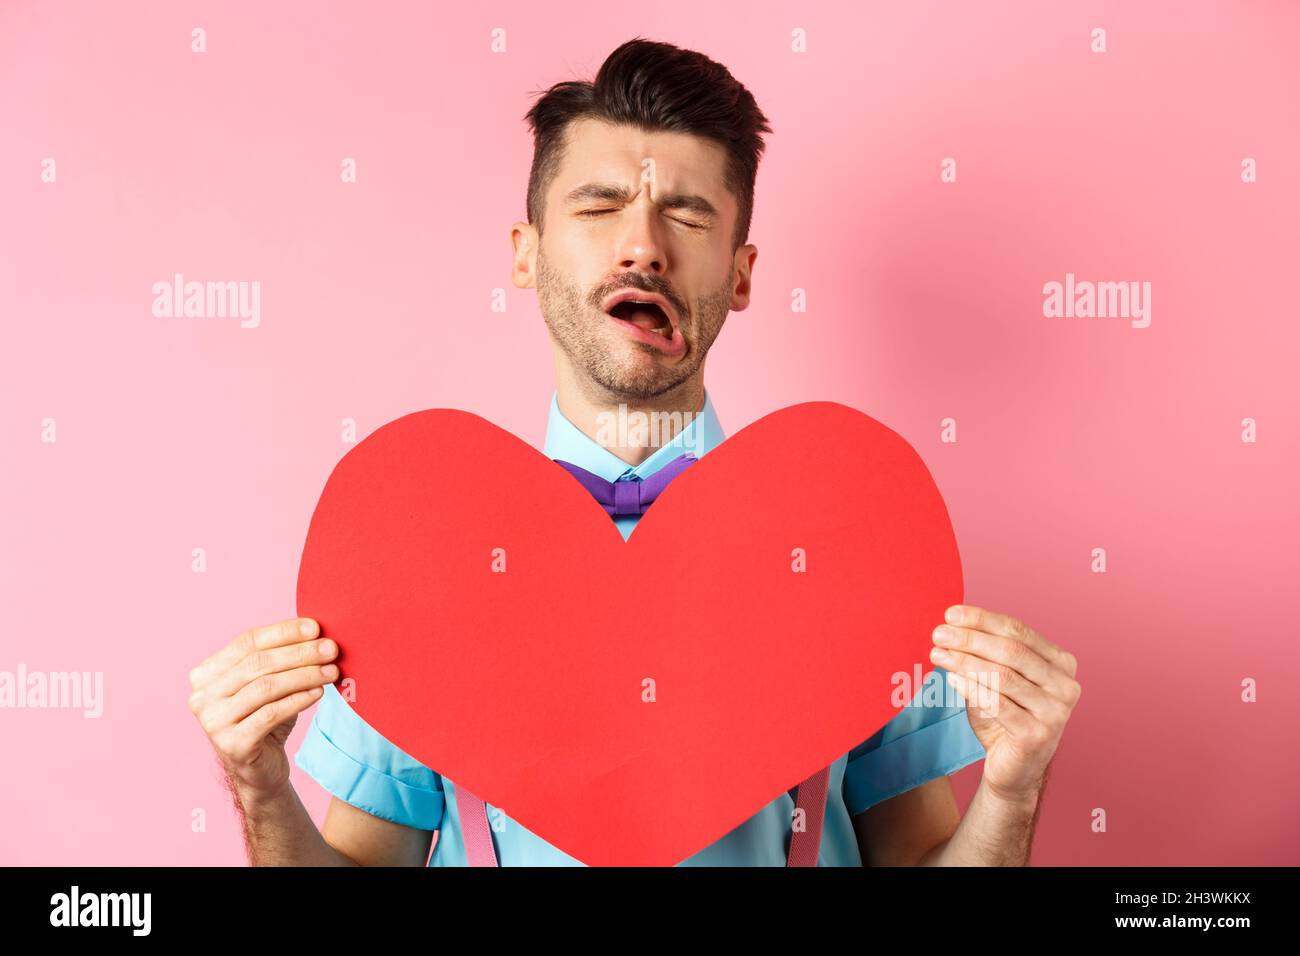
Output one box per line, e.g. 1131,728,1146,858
296,401,962,866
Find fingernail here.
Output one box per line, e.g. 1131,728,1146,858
300,619,317,637
945,607,963,624
322,664,339,680
930,647,950,663
319,639,336,657
933,626,955,645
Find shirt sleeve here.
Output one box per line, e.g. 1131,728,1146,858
292,682,446,831
842,665,986,816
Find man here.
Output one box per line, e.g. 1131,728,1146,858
187,37,1081,866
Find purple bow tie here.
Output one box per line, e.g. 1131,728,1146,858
552,452,698,517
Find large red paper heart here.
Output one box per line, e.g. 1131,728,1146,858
296,401,962,866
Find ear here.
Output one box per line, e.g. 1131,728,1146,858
730,243,758,311
511,221,540,289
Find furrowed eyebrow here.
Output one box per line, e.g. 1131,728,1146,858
564,182,718,219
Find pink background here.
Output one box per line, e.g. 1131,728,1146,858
2,0,1296,865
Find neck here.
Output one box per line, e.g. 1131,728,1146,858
554,367,706,467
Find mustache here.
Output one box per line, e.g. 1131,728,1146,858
592,279,686,319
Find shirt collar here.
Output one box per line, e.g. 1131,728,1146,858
542,389,726,482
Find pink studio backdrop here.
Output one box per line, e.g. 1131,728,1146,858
2,1,1296,866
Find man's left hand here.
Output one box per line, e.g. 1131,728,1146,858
929,605,1081,807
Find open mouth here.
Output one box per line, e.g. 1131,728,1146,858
606,299,674,339
601,289,686,356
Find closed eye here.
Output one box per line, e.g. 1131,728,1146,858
577,209,707,230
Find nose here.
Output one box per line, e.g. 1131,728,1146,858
617,248,664,275
613,197,668,276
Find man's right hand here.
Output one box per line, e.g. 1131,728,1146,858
188,617,339,797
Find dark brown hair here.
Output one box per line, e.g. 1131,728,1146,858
523,37,773,253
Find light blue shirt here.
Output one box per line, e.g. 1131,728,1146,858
294,389,985,865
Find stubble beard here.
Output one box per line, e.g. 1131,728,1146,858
535,245,732,402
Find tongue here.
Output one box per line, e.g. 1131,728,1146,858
621,308,665,331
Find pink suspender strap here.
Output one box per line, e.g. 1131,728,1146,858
457,765,832,867
456,786,499,867
786,765,831,867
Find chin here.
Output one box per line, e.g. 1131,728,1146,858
600,364,690,400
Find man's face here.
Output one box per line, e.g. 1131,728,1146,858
514,117,756,402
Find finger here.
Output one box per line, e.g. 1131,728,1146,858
208,637,338,701
221,686,326,763
188,618,319,690
932,648,1067,724
946,606,1076,679
933,624,1076,703
189,618,316,690
217,662,338,726
946,670,1036,739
